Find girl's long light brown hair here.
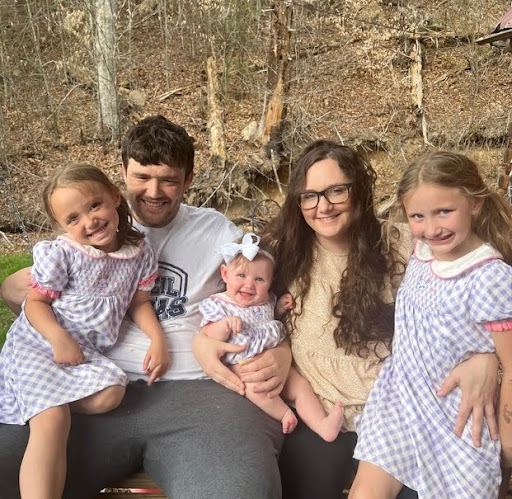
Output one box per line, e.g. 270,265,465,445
43,162,144,248
397,151,512,265
264,140,405,358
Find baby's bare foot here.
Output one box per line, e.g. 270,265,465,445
282,408,298,434
318,402,344,442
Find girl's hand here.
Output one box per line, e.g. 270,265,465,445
143,336,170,386
52,336,86,366
275,293,294,318
192,329,246,395
437,352,499,447
238,341,292,398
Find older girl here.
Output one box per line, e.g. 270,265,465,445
350,151,512,498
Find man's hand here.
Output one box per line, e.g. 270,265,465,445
238,341,292,398
437,353,499,447
143,336,170,386
52,335,86,366
193,329,246,395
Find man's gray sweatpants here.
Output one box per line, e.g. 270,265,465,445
0,379,284,499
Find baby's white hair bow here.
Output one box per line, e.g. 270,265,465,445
219,232,274,264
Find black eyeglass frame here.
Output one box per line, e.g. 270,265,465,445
297,183,353,210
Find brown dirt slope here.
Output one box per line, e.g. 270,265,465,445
1,0,511,253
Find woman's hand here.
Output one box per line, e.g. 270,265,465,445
437,353,499,447
238,340,292,398
193,329,246,395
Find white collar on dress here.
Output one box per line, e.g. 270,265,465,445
57,234,142,260
414,239,502,279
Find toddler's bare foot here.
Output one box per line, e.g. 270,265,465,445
282,408,298,434
318,402,344,442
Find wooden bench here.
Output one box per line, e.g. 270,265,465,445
95,470,512,497
96,471,166,498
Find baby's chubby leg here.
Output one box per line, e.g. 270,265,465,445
21,405,71,499
282,365,344,442
232,363,297,434
70,385,125,415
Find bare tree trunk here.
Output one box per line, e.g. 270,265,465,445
257,0,293,158
25,0,59,137
0,34,12,104
158,0,171,89
498,117,512,197
409,38,430,146
92,0,120,142
206,56,226,170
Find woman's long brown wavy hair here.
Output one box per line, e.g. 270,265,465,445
43,162,144,248
396,151,512,265
264,140,405,358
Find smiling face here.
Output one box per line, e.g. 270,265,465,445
50,181,121,252
403,183,483,261
221,256,274,307
122,159,193,228
300,158,354,253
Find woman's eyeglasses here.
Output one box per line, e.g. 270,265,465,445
298,183,352,210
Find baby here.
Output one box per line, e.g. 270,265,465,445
199,233,343,441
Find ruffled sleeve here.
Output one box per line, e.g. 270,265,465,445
137,240,159,291
470,260,512,327
30,240,71,298
199,295,228,326
484,320,512,332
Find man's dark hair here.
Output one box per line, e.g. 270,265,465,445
121,115,195,177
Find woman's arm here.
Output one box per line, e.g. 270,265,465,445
437,352,499,447
0,267,31,315
128,290,170,385
25,289,85,365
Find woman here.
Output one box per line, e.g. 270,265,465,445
194,140,498,498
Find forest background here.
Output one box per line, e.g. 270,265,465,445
1,0,512,254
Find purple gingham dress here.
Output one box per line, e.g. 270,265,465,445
354,241,512,498
199,292,286,364
0,235,157,425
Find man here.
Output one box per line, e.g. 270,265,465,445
0,115,288,498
